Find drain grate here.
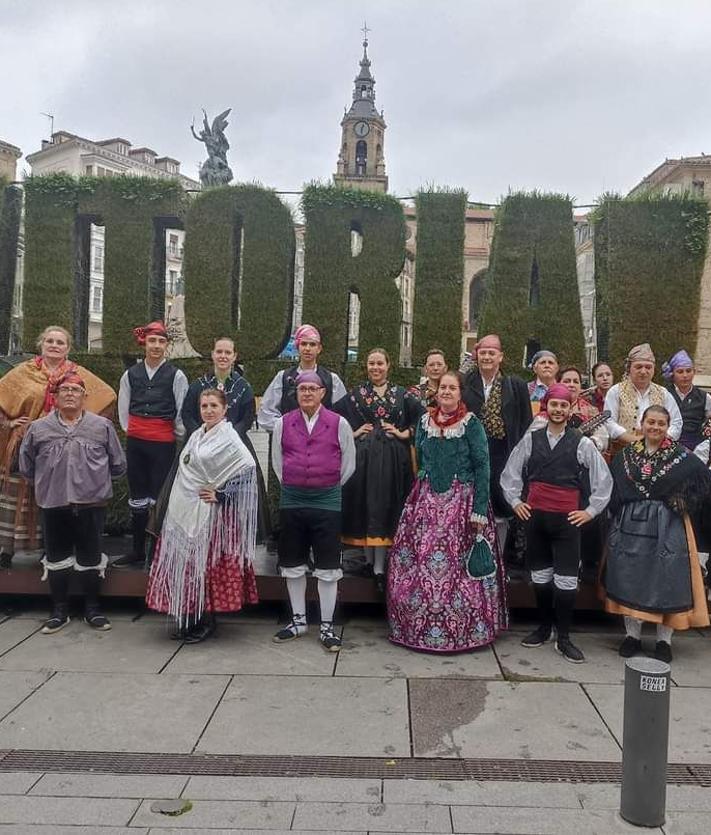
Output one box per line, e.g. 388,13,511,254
0,749,709,785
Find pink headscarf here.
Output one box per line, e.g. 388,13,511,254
475,334,502,353
294,324,321,346
295,371,324,388
542,383,574,406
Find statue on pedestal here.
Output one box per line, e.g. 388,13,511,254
191,108,233,187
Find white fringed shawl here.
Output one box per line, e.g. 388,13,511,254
150,419,258,623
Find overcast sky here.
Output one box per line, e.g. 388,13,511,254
4,0,711,206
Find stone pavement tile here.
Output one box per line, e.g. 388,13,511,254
410,679,621,760
383,778,582,807
0,670,51,720
663,811,711,834
292,800,452,832
666,632,711,686
451,805,660,833
147,831,364,835
0,619,41,656
585,683,711,763
164,623,338,676
0,828,146,835
30,772,189,798
0,672,230,753
577,782,711,811
493,629,631,684
0,620,179,674
196,674,409,757
0,795,139,826
0,771,41,794
131,798,294,829
184,775,381,802
337,624,502,680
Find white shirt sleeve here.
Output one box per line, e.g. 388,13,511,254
332,373,348,404
576,436,613,518
172,370,189,440
500,432,532,509
117,370,130,432
603,385,625,440
705,393,711,417
257,372,284,433
694,439,710,464
338,415,356,484
270,417,283,482
663,389,683,440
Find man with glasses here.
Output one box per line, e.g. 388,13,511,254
270,371,355,652
19,373,126,634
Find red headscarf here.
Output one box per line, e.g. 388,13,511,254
34,356,77,414
542,383,574,407
133,321,168,345
56,371,86,391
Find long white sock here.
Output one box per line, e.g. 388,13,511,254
657,624,673,645
494,518,508,555
285,575,307,622
373,546,387,576
364,546,374,566
318,579,338,623
624,616,643,640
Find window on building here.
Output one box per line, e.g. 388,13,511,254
168,234,179,257
168,270,178,295
355,140,367,176
93,245,104,273
85,165,93,175
92,285,103,314
117,144,128,155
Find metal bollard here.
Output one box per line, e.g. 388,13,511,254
620,656,671,828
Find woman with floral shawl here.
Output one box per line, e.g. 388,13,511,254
0,326,115,565
387,371,507,652
146,389,258,642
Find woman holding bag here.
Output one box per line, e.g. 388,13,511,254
387,371,507,652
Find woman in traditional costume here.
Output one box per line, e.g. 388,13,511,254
335,348,423,592
146,389,259,642
181,336,270,542
0,326,115,566
584,362,614,414
662,349,711,451
387,371,507,652
605,405,710,662
408,348,448,409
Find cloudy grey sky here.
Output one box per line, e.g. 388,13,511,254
3,0,711,205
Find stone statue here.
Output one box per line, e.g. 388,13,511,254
191,108,234,187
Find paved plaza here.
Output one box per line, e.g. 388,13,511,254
0,603,710,833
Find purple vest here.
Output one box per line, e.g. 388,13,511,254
282,407,342,489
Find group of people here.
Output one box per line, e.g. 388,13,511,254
2,321,710,664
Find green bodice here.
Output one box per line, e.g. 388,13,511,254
415,413,490,515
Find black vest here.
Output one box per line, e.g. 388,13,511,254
668,385,706,438
128,362,178,420
280,365,335,414
527,427,582,489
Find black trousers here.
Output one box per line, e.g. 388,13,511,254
42,506,106,567
126,437,176,504
278,507,342,570
525,509,581,578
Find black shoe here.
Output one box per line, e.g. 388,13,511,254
319,622,342,653
111,553,144,569
273,617,308,643
84,610,112,631
42,609,70,635
654,641,673,663
183,618,216,644
0,551,12,569
521,624,552,648
374,572,386,597
618,636,642,658
555,636,585,664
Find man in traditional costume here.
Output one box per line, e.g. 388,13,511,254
113,321,188,568
462,333,532,554
662,349,711,451
527,350,559,416
0,325,115,566
501,383,613,663
270,371,355,652
19,373,126,633
606,405,710,662
604,343,682,450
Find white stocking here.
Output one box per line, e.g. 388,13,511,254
656,624,673,645
317,579,338,623
373,546,387,576
285,575,307,622
624,616,643,640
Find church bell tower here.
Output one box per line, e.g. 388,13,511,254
333,27,388,192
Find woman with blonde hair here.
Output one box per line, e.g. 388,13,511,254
0,326,115,565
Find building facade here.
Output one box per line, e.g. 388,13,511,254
0,140,22,181
25,131,199,350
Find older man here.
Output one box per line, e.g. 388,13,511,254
19,373,126,634
605,343,682,446
270,371,355,652
527,350,560,414
463,334,532,552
